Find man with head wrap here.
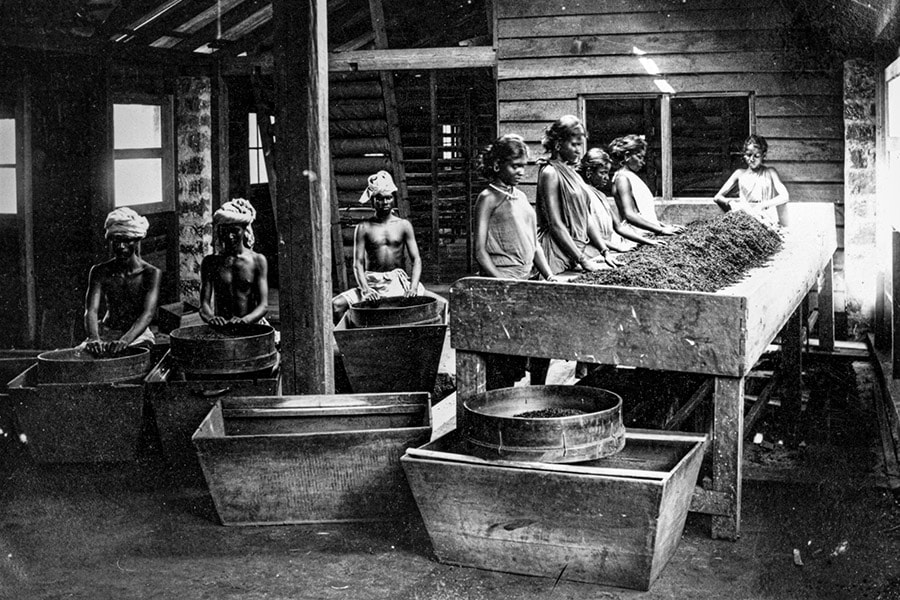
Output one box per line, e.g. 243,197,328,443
200,198,270,327
332,170,428,325
82,207,161,354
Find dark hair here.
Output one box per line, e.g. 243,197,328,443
607,134,647,164
541,115,586,155
477,133,528,180
743,134,768,155
577,147,612,177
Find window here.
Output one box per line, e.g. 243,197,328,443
0,109,15,214
112,95,173,212
584,94,751,200
249,112,273,185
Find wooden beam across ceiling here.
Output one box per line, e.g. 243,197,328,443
223,46,497,75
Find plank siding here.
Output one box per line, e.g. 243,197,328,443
496,0,845,268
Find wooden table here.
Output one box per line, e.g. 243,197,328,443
450,202,836,540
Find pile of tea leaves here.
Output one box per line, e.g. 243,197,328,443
575,210,784,292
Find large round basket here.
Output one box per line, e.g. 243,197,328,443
169,323,277,376
37,346,152,384
348,296,442,328
462,385,625,463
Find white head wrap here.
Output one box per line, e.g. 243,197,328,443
359,170,398,204
104,207,149,240
213,198,256,247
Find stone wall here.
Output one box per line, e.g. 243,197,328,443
175,76,213,305
843,59,877,334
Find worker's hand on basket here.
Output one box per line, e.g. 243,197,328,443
107,339,128,354
208,316,228,327
85,339,105,356
361,288,380,302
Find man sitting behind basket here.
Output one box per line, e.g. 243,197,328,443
200,198,269,328
82,207,161,355
332,170,426,325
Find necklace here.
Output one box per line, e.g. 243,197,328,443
488,183,516,198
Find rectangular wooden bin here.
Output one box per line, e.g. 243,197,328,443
401,429,707,591
193,392,432,525
145,351,280,478
7,364,146,463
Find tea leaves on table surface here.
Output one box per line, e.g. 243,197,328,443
575,211,783,292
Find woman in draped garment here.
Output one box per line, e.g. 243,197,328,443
535,115,621,275
609,134,682,237
713,134,790,226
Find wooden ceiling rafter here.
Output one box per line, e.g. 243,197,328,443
170,0,268,53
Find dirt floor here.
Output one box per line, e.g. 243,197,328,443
3,355,900,600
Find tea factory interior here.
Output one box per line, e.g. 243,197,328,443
4,0,900,598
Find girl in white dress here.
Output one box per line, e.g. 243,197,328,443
714,134,790,226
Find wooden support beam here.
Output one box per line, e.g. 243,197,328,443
429,71,440,277
818,257,835,352
251,69,278,221
711,376,743,540
273,0,333,394
664,378,712,431
781,306,804,440
743,376,777,437
17,74,36,346
368,0,409,217
223,47,497,75
455,351,487,433
690,486,733,516
211,73,229,210
894,228,900,377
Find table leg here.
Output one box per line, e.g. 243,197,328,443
782,306,804,440
455,350,486,432
711,376,743,541
819,257,835,352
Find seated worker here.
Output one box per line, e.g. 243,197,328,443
332,170,427,325
82,207,161,354
200,198,269,327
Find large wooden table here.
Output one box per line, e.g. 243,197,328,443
450,202,836,540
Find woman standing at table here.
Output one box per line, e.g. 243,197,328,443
609,134,682,237
578,147,659,252
536,115,620,275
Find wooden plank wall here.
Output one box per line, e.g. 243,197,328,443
495,0,846,256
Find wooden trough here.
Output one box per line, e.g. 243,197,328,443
402,429,707,591
333,297,447,394
192,392,432,525
450,202,837,540
6,362,149,462
145,351,280,480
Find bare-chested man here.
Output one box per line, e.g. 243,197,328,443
332,170,425,324
83,207,161,354
200,198,269,327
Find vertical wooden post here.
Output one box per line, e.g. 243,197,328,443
660,93,672,201
893,228,900,377
211,73,230,208
17,74,36,346
819,257,835,352
782,306,804,435
456,350,487,434
368,0,409,217
711,376,743,541
273,0,334,394
429,71,440,279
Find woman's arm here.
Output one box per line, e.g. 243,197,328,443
473,190,504,278
199,257,224,325
714,170,741,211
533,246,556,281
83,265,103,347
759,167,790,209
352,224,378,300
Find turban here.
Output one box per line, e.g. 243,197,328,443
359,170,398,204
104,207,149,240
213,198,256,248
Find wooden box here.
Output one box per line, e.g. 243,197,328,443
401,429,707,591
193,392,432,525
333,304,447,394
145,351,280,479
6,364,146,462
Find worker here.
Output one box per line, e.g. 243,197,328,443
82,207,161,354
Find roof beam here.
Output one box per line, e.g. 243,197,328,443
222,46,496,75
